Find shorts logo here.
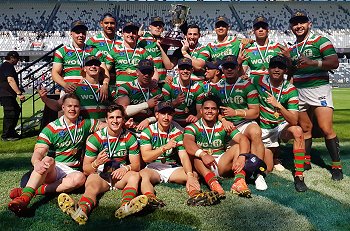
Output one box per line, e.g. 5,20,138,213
320,100,327,106
318,96,326,100
251,156,256,163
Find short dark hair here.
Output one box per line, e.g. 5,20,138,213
107,104,126,118
5,51,19,60
100,13,117,22
187,24,200,34
62,93,80,104
202,95,222,108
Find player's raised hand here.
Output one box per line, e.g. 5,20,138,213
174,92,186,106
265,91,279,108
278,42,291,58
238,49,249,65
220,106,236,117
95,148,109,166
147,95,161,108
164,138,177,150
63,82,77,93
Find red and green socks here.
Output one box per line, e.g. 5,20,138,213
78,196,95,215
121,187,137,206
18,187,35,205
294,149,305,177
233,170,246,183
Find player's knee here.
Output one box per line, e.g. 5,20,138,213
128,171,141,182
292,126,304,139
70,172,86,188
140,169,151,180
301,122,312,133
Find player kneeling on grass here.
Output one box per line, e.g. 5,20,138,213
252,55,307,192
139,101,219,207
183,95,265,198
8,94,103,215
58,105,147,225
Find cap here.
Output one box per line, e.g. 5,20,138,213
150,16,165,26
253,16,268,28
6,51,19,59
269,55,288,68
71,20,88,32
84,55,101,67
178,57,193,67
206,60,221,70
123,22,140,32
138,59,154,71
215,16,229,27
289,11,309,24
155,101,175,113
221,55,238,67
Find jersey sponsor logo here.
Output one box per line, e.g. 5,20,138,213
197,139,222,148
116,59,140,65
304,49,313,58
251,55,274,65
146,47,159,53
81,94,96,100
66,59,79,65
222,96,244,104
212,49,233,59
118,149,127,155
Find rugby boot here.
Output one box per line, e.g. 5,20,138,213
115,195,148,219
231,178,252,198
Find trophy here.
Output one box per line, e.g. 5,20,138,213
161,4,190,47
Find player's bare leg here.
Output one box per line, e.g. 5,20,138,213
139,168,165,208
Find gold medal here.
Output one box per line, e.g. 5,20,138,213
262,66,266,71
184,107,189,113
126,68,132,74
274,111,280,119
207,148,213,155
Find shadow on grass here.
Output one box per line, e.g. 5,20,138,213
0,156,31,171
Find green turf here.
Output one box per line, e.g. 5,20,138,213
0,89,349,231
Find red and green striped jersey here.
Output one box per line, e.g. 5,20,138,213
243,41,281,78
188,42,208,81
36,116,100,169
202,36,242,61
289,34,337,88
105,42,152,86
199,80,217,97
252,75,299,129
117,79,162,122
162,77,204,126
86,32,122,87
139,32,167,82
85,127,139,165
140,122,185,163
184,119,239,156
53,44,104,84
211,78,259,125
74,81,116,119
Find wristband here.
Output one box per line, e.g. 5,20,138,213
195,149,203,157
122,165,130,172
317,60,322,68
238,109,247,118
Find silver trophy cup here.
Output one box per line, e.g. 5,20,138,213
161,4,190,47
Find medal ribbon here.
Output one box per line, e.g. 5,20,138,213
123,42,137,66
136,80,150,101
200,119,216,147
103,33,116,52
72,44,86,68
224,79,238,101
295,35,310,58
105,127,123,159
178,80,192,107
156,123,171,147
267,76,285,103
255,40,270,66
63,117,78,144
83,79,100,104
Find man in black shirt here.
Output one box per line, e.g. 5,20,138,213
0,51,25,141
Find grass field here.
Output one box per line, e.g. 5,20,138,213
0,89,349,231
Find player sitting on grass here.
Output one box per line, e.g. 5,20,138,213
252,55,308,192
139,101,220,208
58,104,147,225
183,95,265,198
8,94,103,216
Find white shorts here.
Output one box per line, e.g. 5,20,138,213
298,84,334,112
55,162,80,181
146,162,182,183
210,155,224,177
261,122,289,148
236,121,258,134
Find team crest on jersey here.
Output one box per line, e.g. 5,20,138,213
103,142,108,148
147,41,152,45
152,136,157,142
132,89,138,94
261,86,266,92
213,46,218,51
82,86,89,91
59,130,65,137
119,52,125,56
174,89,179,95
253,50,258,56
99,42,105,46
67,51,73,56
220,89,225,95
